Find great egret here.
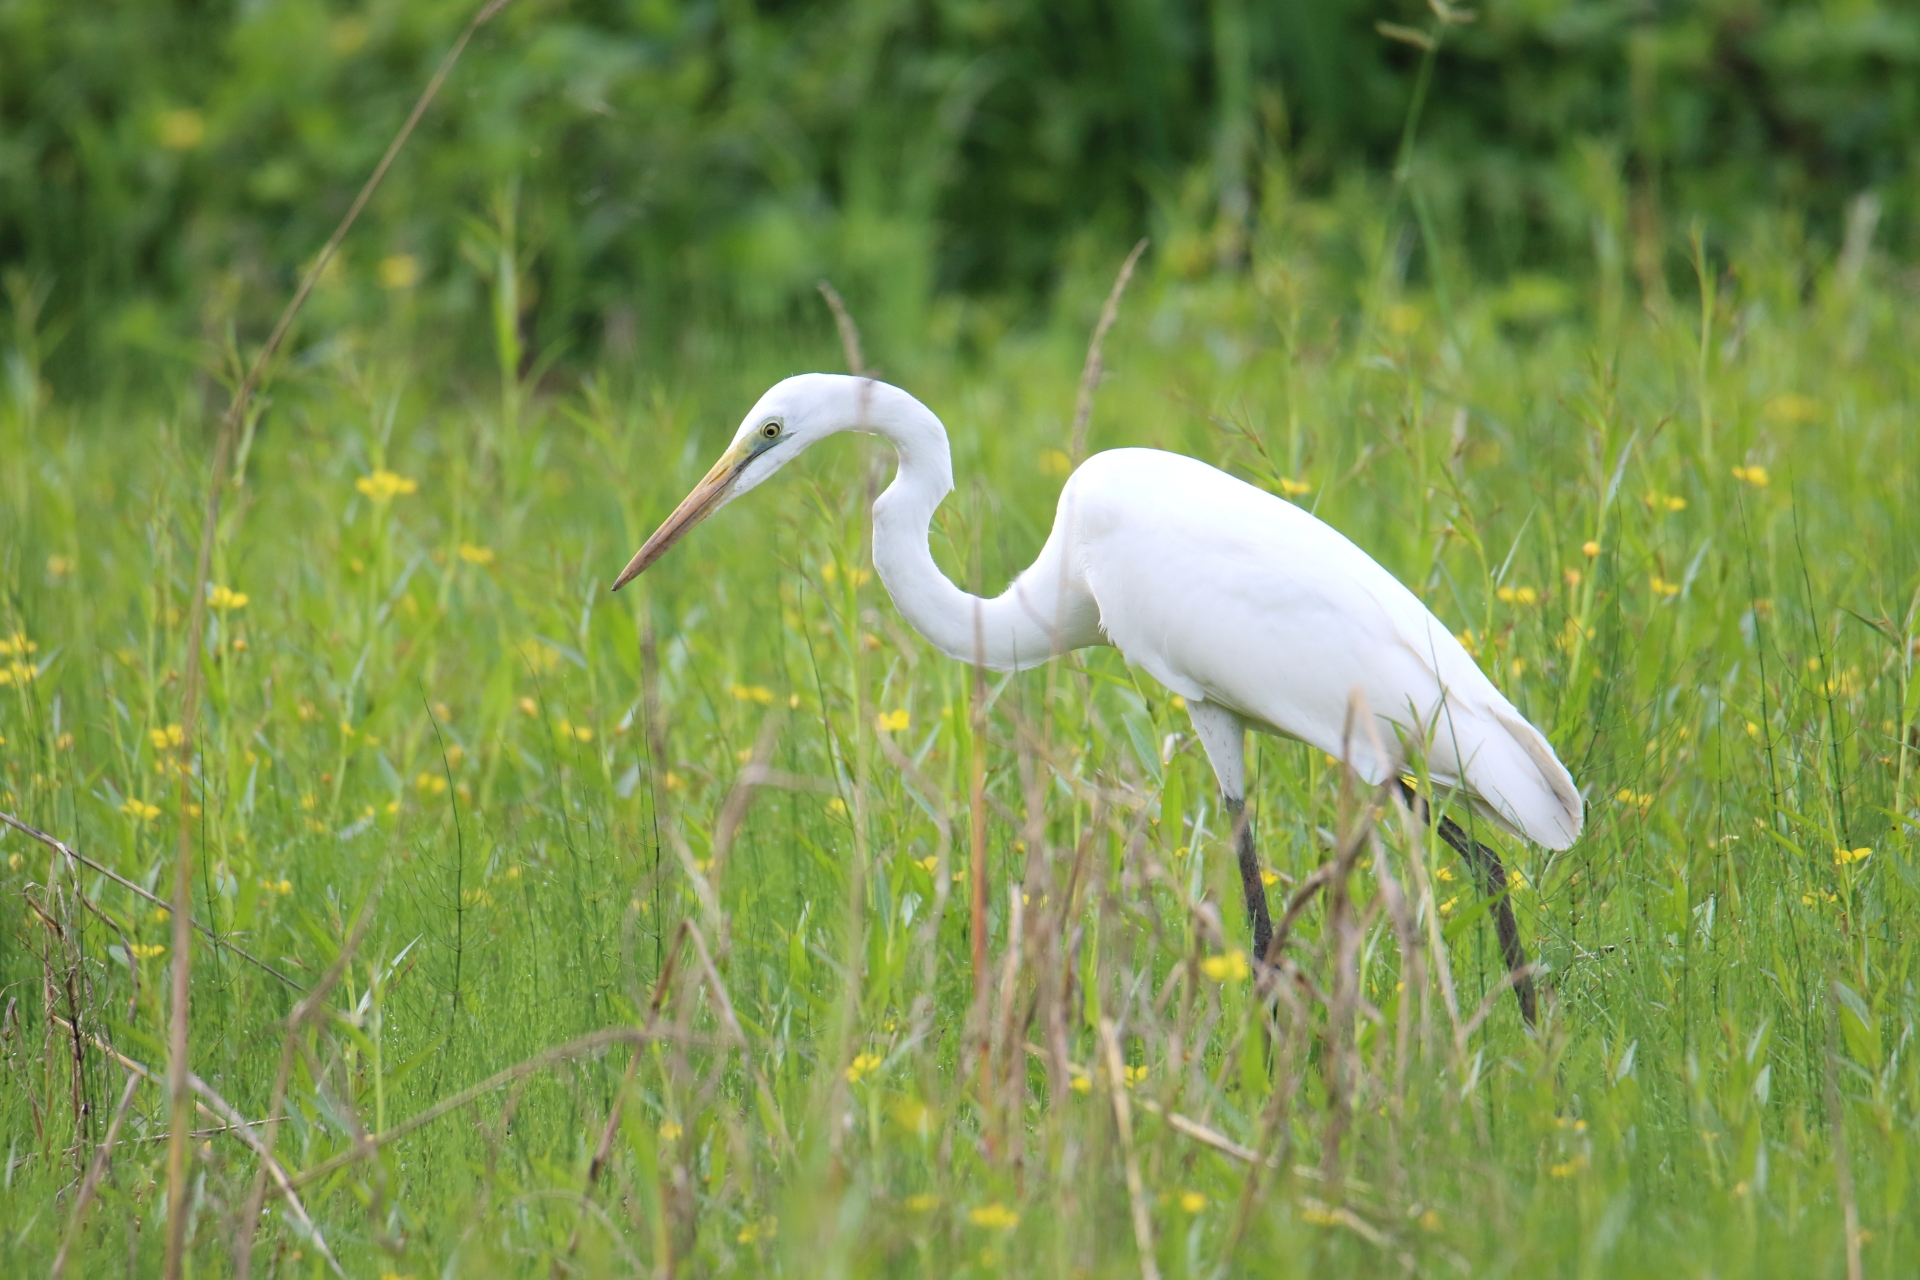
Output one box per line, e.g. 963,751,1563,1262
614,374,1583,1022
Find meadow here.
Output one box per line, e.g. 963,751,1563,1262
3,188,1919,1278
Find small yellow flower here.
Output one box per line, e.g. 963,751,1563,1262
1644,492,1687,513
46,555,72,578
1200,949,1250,983
209,584,248,610
1508,870,1529,893
916,855,938,874
905,1193,940,1212
1179,1190,1206,1213
1731,464,1769,487
1038,448,1073,478
130,943,167,960
826,797,848,817
875,708,911,732
1650,576,1681,598
1068,1073,1091,1095
150,724,186,751
378,254,422,291
1548,1155,1588,1178
1299,1205,1341,1226
158,108,205,150
1169,695,1186,711
121,798,162,822
1259,869,1279,887
1419,1209,1442,1231
1439,895,1459,916
1833,846,1871,866
736,1217,776,1244
0,632,35,657
415,772,448,795
518,696,538,716
1277,476,1313,498
1763,392,1821,423
1124,1064,1148,1088
968,1203,1020,1231
355,469,419,502
1802,889,1837,906
1495,585,1539,605
846,1052,883,1084
731,684,774,705
1582,540,1601,558
1563,567,1583,587
658,1120,682,1142
819,563,873,587
1435,865,1455,882
458,543,496,566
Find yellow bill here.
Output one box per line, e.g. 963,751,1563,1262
611,443,748,591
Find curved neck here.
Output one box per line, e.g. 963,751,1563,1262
850,382,1063,672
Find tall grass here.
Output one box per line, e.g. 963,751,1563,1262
3,203,1918,1277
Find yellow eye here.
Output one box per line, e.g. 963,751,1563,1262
760,420,781,440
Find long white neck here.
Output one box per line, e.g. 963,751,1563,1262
845,380,1076,672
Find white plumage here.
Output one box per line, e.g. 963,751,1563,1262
614,370,1583,867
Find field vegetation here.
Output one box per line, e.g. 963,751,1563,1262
4,2,1920,1277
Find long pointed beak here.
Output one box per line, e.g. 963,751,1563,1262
611,446,747,592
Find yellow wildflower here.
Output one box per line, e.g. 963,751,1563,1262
1650,576,1681,598
1834,847,1871,866
846,1052,883,1084
1259,869,1279,887
1436,865,1455,882
1179,1190,1206,1213
1200,949,1251,983
130,943,167,960
731,684,774,705
0,632,35,657
1439,895,1459,916
1763,392,1821,423
1038,448,1072,478
1548,1155,1588,1178
208,585,248,610
1582,540,1601,558
1278,477,1312,497
157,108,204,150
736,1218,776,1244
415,772,448,795
1495,585,1539,605
875,708,910,732
827,797,848,817
905,1193,940,1212
150,724,185,751
378,254,421,291
121,798,161,822
1069,1073,1091,1095
968,1203,1020,1230
458,543,495,566
355,469,418,502
658,1120,682,1142
916,855,938,874
1731,464,1769,487
1124,1064,1148,1088
46,555,72,578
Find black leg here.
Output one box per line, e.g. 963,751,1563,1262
1225,796,1274,966
1397,782,1538,1027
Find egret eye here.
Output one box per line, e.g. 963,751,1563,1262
760,420,782,440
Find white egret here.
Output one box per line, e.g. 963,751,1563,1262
614,374,1583,1022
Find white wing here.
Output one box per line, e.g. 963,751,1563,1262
1041,448,1582,850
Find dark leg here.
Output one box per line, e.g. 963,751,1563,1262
1225,796,1274,966
1398,782,1537,1027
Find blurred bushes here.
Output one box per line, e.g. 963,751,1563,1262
3,0,1917,387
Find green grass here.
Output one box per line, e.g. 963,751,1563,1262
3,223,1919,1278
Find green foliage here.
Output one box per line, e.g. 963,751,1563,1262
3,176,1918,1274
5,0,1919,385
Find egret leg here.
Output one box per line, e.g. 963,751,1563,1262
1398,781,1537,1026
1185,701,1275,966
1225,796,1274,965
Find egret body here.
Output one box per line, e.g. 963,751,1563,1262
615,374,1583,1017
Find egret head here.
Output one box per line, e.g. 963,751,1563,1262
611,373,870,590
